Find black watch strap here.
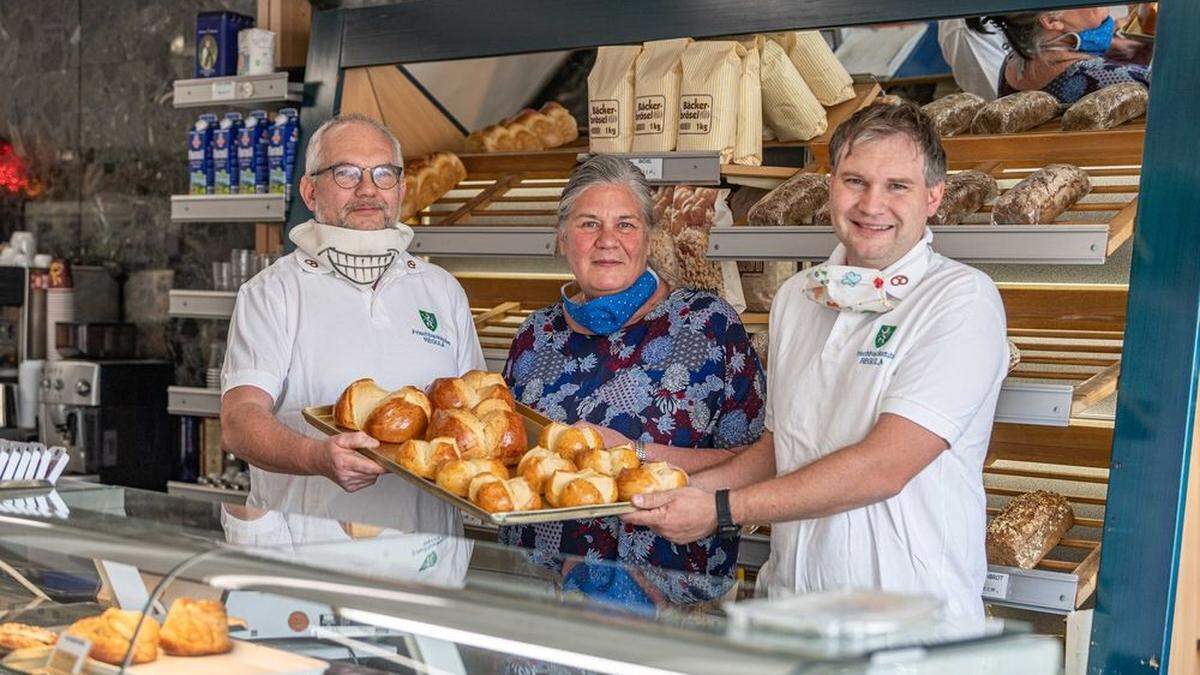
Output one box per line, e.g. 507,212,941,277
715,489,739,539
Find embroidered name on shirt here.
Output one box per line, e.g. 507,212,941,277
858,325,898,365
412,327,451,349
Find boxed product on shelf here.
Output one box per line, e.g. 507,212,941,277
268,108,299,199
187,113,217,195
236,110,270,194
195,11,255,78
213,112,243,195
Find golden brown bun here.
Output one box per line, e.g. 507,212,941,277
461,370,515,406
487,409,530,465
545,469,617,508
538,422,605,462
363,386,431,443
435,458,509,497
160,598,231,657
427,371,516,412
516,447,577,492
541,101,579,146
465,124,516,152
0,622,56,651
473,398,514,417
428,407,528,463
616,462,688,501
65,608,159,665
575,445,640,477
394,437,460,479
400,151,467,222
469,474,543,513
334,378,389,430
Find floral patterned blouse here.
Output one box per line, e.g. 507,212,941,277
500,288,766,600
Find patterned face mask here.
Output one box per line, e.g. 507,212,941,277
801,264,895,313
562,269,659,335
289,219,414,286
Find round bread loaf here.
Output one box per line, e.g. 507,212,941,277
333,378,390,430
545,469,618,508
160,598,231,657
65,608,159,665
616,462,688,501
538,422,605,462
394,437,460,479
575,445,640,477
517,447,577,491
435,458,509,497
469,474,543,513
362,386,431,443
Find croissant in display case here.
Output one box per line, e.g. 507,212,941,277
617,462,689,501
516,446,577,492
435,458,509,497
64,608,160,665
538,422,605,462
469,474,543,513
391,437,461,479
544,469,618,508
159,598,232,657
575,445,640,477
334,379,432,444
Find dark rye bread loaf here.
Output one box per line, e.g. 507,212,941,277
992,164,1090,224
987,490,1074,569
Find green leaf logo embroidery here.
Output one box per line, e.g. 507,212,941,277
419,310,438,332
874,324,897,349
419,551,438,571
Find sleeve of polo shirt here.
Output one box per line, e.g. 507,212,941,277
880,291,1008,447
448,277,486,374
221,279,290,402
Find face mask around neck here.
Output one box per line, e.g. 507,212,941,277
288,219,415,285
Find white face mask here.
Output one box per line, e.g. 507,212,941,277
289,219,415,286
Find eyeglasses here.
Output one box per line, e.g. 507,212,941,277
309,163,404,190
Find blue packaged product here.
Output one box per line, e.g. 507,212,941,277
237,111,269,194
267,119,289,197
195,11,254,78
187,114,218,195
213,113,243,194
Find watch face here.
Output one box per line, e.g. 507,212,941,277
718,523,740,539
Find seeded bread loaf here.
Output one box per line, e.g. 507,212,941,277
986,490,1074,569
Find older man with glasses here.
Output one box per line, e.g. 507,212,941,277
219,113,485,535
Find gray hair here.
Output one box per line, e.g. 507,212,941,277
828,99,947,187
304,113,403,174
557,155,655,235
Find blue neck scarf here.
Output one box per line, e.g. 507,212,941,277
562,269,658,336
1073,16,1115,55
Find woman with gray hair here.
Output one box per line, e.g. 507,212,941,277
500,154,765,600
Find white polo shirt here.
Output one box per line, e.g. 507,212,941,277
760,230,1007,628
222,249,486,534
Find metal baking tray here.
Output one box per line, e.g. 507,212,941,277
302,403,636,525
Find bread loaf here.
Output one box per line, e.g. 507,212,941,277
538,422,605,462
435,458,509,497
544,469,618,508
516,447,577,492
747,172,829,226
971,91,1061,134
541,101,580,147
65,609,159,665
0,623,56,651
575,444,640,477
673,226,725,295
160,598,232,657
363,386,432,444
466,102,578,153
469,474,543,513
616,462,688,501
986,490,1074,569
334,378,390,430
992,164,1091,224
928,170,998,225
393,437,460,479
399,151,467,222
1061,82,1148,131
647,224,681,286
464,124,516,153
427,406,528,464
921,92,986,137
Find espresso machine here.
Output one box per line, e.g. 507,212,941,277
38,360,173,490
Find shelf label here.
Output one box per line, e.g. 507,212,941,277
48,633,90,674
982,571,1010,600
211,80,235,101
629,157,664,181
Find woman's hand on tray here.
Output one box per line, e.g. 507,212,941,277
621,486,717,545
314,431,386,492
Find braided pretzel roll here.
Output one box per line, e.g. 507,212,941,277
516,446,577,492
391,437,460,479
544,469,618,508
427,407,528,465
435,458,509,497
575,444,640,477
335,379,432,444
616,461,689,501
538,422,605,463
427,370,516,411
469,474,543,513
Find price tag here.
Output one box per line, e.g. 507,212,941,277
629,157,664,181
211,80,235,101
47,633,90,674
982,571,1010,600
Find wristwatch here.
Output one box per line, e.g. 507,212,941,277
715,489,739,539
634,439,647,462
